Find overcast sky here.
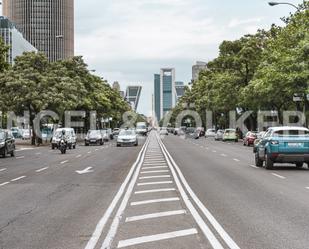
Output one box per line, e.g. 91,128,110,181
1,1,303,116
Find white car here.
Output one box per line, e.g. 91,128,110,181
160,128,169,136
205,129,216,138
21,129,31,140
51,128,77,150
117,130,138,147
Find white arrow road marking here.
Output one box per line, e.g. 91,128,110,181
76,167,94,175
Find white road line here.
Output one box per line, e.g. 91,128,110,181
306,187,309,190
135,188,176,194
158,135,240,249
0,182,10,187
271,173,286,179
221,154,227,157
131,197,180,206
88,151,92,154
117,228,198,248
84,138,150,249
125,210,187,222
60,160,69,164
95,149,99,151
100,139,150,249
139,175,171,180
142,166,168,169
143,163,167,166
11,176,26,182
212,150,217,153
36,167,49,173
76,155,82,158
137,181,173,186
141,170,169,174
16,156,25,159
0,168,7,172
250,165,259,169
233,158,240,162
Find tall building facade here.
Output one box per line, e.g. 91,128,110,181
175,81,185,101
192,61,207,82
154,68,176,121
2,0,74,62
125,86,142,111
0,16,37,64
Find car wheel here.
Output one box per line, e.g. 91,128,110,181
2,147,7,158
73,144,76,149
265,153,274,170
255,152,263,167
243,141,246,146
117,144,121,147
85,143,89,146
68,144,72,150
296,162,304,168
100,140,104,145
52,144,55,150
11,150,15,157
246,140,249,146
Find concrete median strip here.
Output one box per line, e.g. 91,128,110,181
117,228,198,248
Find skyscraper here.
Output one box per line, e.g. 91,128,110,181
0,16,37,64
125,86,142,111
154,68,176,121
192,61,207,82
2,0,74,62
175,81,185,101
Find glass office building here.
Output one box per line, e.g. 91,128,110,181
154,74,161,121
125,86,142,111
0,16,37,64
2,0,74,62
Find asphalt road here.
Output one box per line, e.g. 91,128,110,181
1,133,309,249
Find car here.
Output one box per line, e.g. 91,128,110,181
205,129,216,138
107,128,114,140
186,127,199,139
223,129,238,142
100,130,110,142
243,131,258,146
21,129,31,140
51,128,77,150
196,127,205,137
136,122,148,136
254,127,309,169
85,130,104,146
0,129,15,157
117,129,138,147
11,127,22,139
214,129,224,141
113,128,120,136
159,127,169,136
253,132,266,153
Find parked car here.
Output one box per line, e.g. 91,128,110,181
11,127,22,139
186,127,199,139
117,129,138,147
223,129,238,142
214,129,224,141
243,131,258,146
100,130,110,142
196,127,205,137
51,128,77,150
21,129,31,140
136,122,148,136
85,130,104,146
174,128,180,135
0,129,15,157
205,129,216,138
254,127,309,169
253,132,266,153
107,128,114,140
113,128,120,136
159,127,169,136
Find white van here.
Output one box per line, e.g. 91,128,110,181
51,128,77,150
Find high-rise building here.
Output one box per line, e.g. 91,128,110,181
112,81,120,92
154,68,176,121
192,61,207,82
175,81,185,101
125,86,142,111
2,0,74,62
0,16,37,64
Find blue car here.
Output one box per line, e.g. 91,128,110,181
254,127,309,169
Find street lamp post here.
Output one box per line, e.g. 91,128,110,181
268,2,300,10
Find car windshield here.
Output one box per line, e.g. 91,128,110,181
54,130,68,137
137,125,146,129
88,130,100,136
119,130,135,136
225,130,235,134
273,129,309,137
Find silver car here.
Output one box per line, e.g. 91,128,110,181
214,129,224,141
117,130,138,147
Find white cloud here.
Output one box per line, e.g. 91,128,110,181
228,17,263,28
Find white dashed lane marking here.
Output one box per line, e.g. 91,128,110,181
0,168,7,172
271,173,286,179
36,167,49,173
0,182,10,187
60,160,69,164
11,176,26,182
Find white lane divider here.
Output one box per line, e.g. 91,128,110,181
141,170,169,174
11,176,26,182
142,166,168,170
131,197,180,206
36,167,49,173
139,175,171,180
16,156,25,159
221,154,227,157
84,138,150,249
135,188,176,195
271,173,286,179
233,158,240,162
117,228,198,248
60,160,69,164
76,154,82,158
88,151,92,154
0,168,7,172
125,210,187,222
306,187,309,190
137,181,173,187
0,182,10,187
158,135,240,249
212,150,217,153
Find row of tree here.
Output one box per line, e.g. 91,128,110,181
169,1,309,130
0,41,133,144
